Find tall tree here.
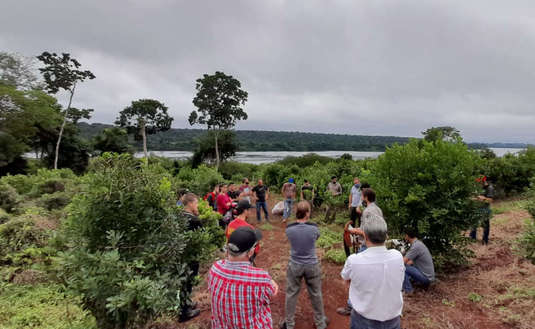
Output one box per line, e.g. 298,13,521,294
192,130,237,168
189,71,248,170
0,52,41,90
115,99,173,158
37,52,95,169
422,126,462,143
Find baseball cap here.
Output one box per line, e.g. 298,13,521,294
228,226,263,253
235,199,253,214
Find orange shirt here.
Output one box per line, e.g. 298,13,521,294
226,218,261,254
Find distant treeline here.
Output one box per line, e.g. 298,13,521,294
78,123,528,152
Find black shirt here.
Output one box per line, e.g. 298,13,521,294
182,211,202,231
228,190,240,200
252,185,269,202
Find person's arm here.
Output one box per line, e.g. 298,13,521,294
348,192,353,209
404,244,419,265
281,184,285,195
271,279,279,297
340,256,353,281
300,188,304,201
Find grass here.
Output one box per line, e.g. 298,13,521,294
0,282,96,329
259,222,274,231
317,226,342,249
492,199,529,215
468,292,482,303
324,248,346,264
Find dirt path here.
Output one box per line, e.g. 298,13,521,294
171,199,534,329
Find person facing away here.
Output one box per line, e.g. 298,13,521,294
341,216,405,329
209,226,279,329
225,199,261,257
281,178,297,222
216,184,232,216
281,201,328,329
346,188,383,254
253,179,270,222
470,176,494,245
205,184,220,211
402,227,435,293
239,177,253,202
179,193,202,321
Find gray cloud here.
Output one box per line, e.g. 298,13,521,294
1,0,534,143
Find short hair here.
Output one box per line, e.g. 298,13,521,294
295,201,310,219
243,178,248,183
304,179,309,183
361,183,370,189
228,246,254,258
331,176,337,180
404,227,418,239
362,215,388,244
362,188,376,203
182,193,198,206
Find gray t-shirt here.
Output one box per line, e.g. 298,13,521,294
406,239,435,281
286,222,320,265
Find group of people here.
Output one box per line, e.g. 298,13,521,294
180,174,493,329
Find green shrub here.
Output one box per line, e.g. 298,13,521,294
324,248,346,264
60,153,223,329
0,216,50,264
514,218,535,264
370,139,480,268
0,209,9,224
0,182,19,213
317,227,341,249
0,169,77,197
174,165,224,195
37,192,71,210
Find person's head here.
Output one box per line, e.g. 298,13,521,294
227,226,262,261
296,201,311,221
220,184,228,193
353,177,360,185
404,227,418,243
362,188,376,204
331,176,337,183
235,199,253,218
304,179,309,185
258,179,263,186
288,178,295,184
228,183,235,191
182,193,199,216
362,215,388,246
213,184,220,193
243,178,249,185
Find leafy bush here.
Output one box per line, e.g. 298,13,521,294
0,209,9,224
37,192,71,210
0,182,19,213
0,216,50,264
60,153,223,329
324,248,346,264
0,168,77,197
317,227,341,249
174,165,224,195
515,218,535,264
370,139,480,267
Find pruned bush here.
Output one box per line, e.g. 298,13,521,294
324,248,346,264
0,216,50,264
37,192,71,210
0,169,77,197
0,182,19,213
0,209,10,224
174,165,224,195
370,139,480,268
60,153,223,329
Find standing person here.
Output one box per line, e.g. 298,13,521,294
228,183,240,201
281,202,328,329
253,179,270,222
179,193,202,321
281,178,297,222
205,184,220,211
209,227,279,329
300,179,315,210
341,217,405,329
403,227,435,293
344,178,362,256
217,184,232,216
470,176,494,245
226,199,261,258
239,178,253,202
325,176,342,222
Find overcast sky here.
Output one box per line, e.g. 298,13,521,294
1,0,534,143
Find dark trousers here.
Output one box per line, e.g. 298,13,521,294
350,206,361,227
470,208,491,244
350,310,400,329
181,261,199,315
256,201,269,222
285,262,326,329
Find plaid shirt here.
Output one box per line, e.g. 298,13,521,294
209,260,275,329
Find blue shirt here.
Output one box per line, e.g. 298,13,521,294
286,222,320,264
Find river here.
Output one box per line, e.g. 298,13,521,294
135,148,524,165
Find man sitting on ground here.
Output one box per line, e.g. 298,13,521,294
281,201,328,329
209,227,279,329
403,227,435,293
341,216,405,329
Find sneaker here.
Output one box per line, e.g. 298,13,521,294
179,307,200,322
336,305,352,316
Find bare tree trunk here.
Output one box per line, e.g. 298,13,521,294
214,130,220,171
54,83,76,170
141,119,148,159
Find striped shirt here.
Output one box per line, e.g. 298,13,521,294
209,260,276,329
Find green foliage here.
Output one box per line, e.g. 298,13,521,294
0,209,10,224
91,127,132,155
514,218,535,264
422,126,462,142
324,248,346,264
370,139,480,267
218,161,259,181
0,216,50,264
317,227,341,249
37,192,70,211
0,168,77,198
174,165,224,195
0,283,96,329
60,153,223,329
468,292,482,303
0,182,20,213
192,130,238,167
277,153,332,168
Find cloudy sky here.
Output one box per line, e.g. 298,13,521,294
1,0,534,143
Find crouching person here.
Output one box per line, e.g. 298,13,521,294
341,216,404,329
281,201,328,329
209,226,279,329
403,227,435,293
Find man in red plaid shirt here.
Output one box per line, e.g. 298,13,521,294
209,226,279,329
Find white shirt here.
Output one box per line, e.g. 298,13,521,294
341,246,405,321
350,185,362,207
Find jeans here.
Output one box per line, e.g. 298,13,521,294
350,310,400,329
256,201,269,222
470,207,491,244
403,265,430,293
283,198,294,219
285,262,327,329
